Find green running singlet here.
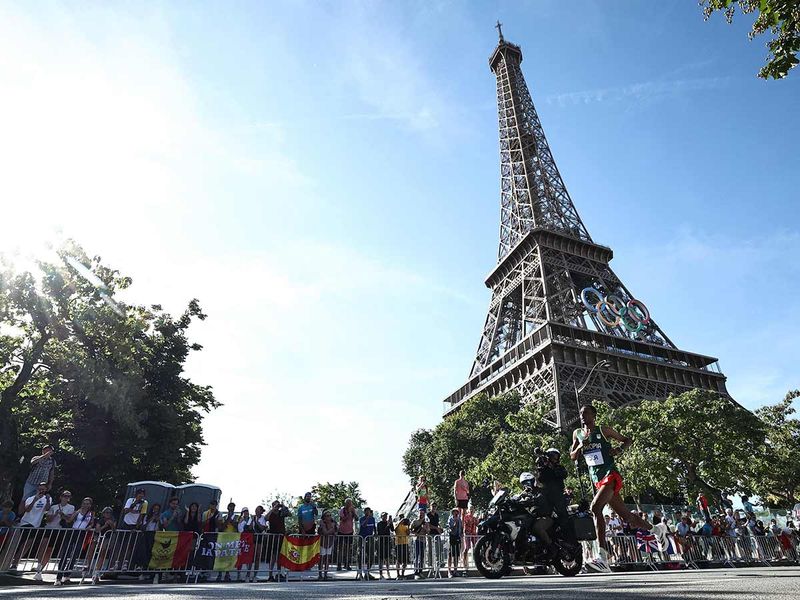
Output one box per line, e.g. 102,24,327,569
575,426,616,485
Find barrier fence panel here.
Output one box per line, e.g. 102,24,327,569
0,527,99,581
432,533,476,577
607,535,646,569
2,526,799,584
406,534,443,579
462,534,479,573
358,534,441,580
333,533,359,576
245,532,285,582
88,530,200,584
0,526,49,575
764,533,799,563
191,531,261,583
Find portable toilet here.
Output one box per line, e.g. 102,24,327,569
175,483,222,512
120,481,175,525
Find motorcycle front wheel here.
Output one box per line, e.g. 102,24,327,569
473,535,511,579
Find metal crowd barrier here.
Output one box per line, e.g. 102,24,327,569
432,533,479,577
88,529,200,584
2,525,798,585
586,533,800,572
0,527,98,582
362,533,447,580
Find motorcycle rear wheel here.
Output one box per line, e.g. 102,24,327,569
552,546,583,577
473,535,510,579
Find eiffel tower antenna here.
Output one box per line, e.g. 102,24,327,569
495,20,504,42
442,31,732,430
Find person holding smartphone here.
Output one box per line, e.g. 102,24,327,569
23,445,57,501
122,488,148,530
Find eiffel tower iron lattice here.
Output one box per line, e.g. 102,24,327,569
442,31,731,431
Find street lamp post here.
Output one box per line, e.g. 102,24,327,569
573,359,612,415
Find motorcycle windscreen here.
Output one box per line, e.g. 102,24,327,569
489,490,507,508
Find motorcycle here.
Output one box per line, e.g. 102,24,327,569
473,487,587,579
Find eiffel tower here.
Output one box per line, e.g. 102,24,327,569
443,25,731,430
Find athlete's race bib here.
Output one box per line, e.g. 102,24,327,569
584,448,605,467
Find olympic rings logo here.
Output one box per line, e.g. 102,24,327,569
580,288,651,333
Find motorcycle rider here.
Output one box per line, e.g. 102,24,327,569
536,448,577,546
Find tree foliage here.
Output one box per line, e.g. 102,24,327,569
404,387,800,511
0,241,219,506
311,481,366,513
607,389,766,503
467,399,581,500
751,389,800,506
402,393,579,511
701,0,800,79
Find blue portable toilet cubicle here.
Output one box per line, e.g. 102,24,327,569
175,483,222,512
120,481,175,525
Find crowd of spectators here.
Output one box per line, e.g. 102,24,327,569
4,446,799,584
0,449,484,584
601,494,799,561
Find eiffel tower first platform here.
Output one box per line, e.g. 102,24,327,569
442,26,731,431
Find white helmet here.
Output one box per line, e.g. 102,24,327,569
519,472,535,488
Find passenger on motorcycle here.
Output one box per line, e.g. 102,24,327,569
536,448,577,545
516,472,553,545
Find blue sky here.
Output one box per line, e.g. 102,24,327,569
1,1,798,512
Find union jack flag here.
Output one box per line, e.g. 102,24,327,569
636,530,658,553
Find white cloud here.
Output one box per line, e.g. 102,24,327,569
545,77,730,107
327,5,450,134
614,226,800,410
114,237,472,510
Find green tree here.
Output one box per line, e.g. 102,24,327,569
469,398,579,502
402,392,521,510
607,389,766,503
751,389,800,506
0,241,218,505
701,0,800,79
311,481,366,513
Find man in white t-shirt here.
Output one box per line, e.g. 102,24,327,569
9,482,51,571
608,513,623,536
34,490,76,580
651,515,671,558
20,482,52,527
122,488,148,530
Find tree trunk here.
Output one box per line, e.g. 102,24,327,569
0,333,49,502
684,463,723,509
0,404,21,502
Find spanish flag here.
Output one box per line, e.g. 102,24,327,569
279,534,320,571
148,532,194,570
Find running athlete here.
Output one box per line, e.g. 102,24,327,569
570,404,651,568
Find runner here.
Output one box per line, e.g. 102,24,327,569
570,403,651,571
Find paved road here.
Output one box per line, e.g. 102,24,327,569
1,567,799,599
